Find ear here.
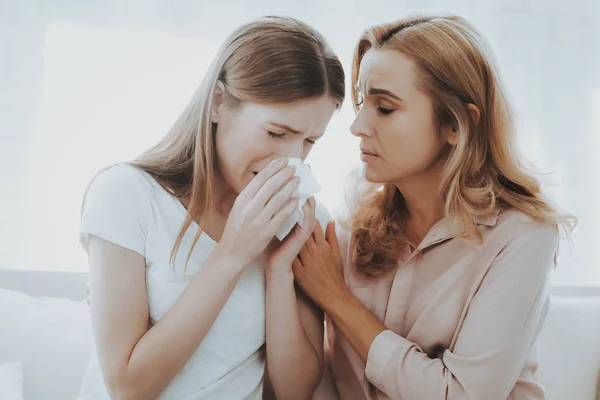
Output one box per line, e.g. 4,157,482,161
442,123,459,146
443,103,481,146
211,80,225,124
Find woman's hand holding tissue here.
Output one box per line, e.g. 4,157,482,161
291,221,349,309
265,197,317,273
217,158,301,267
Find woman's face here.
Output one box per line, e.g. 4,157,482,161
213,90,337,194
351,48,453,185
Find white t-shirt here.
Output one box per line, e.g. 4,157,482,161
78,163,330,400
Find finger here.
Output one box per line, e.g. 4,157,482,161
268,197,299,233
261,175,300,219
292,257,302,271
284,224,304,247
253,164,297,206
241,158,288,200
313,215,327,244
305,197,316,214
326,220,341,253
299,198,317,235
305,197,316,223
298,243,310,264
291,257,305,282
305,231,317,253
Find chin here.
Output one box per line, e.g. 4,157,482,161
361,164,385,184
361,164,405,185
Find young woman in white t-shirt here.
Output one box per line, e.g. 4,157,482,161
78,16,345,400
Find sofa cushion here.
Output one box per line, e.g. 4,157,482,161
0,288,92,400
536,295,600,400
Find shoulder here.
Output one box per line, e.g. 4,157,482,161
80,164,155,255
88,163,153,196
82,163,155,219
485,209,559,276
492,209,558,247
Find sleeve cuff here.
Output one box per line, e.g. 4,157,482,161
79,229,146,258
365,329,413,392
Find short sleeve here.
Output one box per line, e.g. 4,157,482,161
80,164,151,257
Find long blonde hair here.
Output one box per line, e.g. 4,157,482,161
347,15,576,277
129,16,345,264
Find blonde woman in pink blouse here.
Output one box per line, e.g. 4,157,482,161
294,16,576,400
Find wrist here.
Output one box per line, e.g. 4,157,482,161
211,243,247,272
323,284,355,316
266,264,294,281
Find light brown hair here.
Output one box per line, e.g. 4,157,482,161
347,15,575,277
131,16,345,264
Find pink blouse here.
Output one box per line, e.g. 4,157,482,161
326,209,558,400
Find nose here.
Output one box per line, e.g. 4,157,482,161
278,140,306,160
350,108,372,138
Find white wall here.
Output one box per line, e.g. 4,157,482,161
1,0,599,285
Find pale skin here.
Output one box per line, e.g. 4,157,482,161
87,85,338,399
293,49,479,363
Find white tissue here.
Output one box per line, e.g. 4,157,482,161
271,158,321,240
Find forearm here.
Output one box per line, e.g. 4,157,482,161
265,268,322,399
107,248,246,399
325,287,386,363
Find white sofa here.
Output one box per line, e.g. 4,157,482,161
1,269,599,400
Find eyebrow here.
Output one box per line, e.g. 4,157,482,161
355,83,403,101
368,87,402,101
270,122,301,134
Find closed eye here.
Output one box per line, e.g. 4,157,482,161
270,131,318,145
377,107,394,115
268,131,285,139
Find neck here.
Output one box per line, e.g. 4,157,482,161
394,159,445,243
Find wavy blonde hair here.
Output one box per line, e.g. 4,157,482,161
346,15,576,278
127,16,345,264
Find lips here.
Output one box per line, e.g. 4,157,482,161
360,147,379,157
